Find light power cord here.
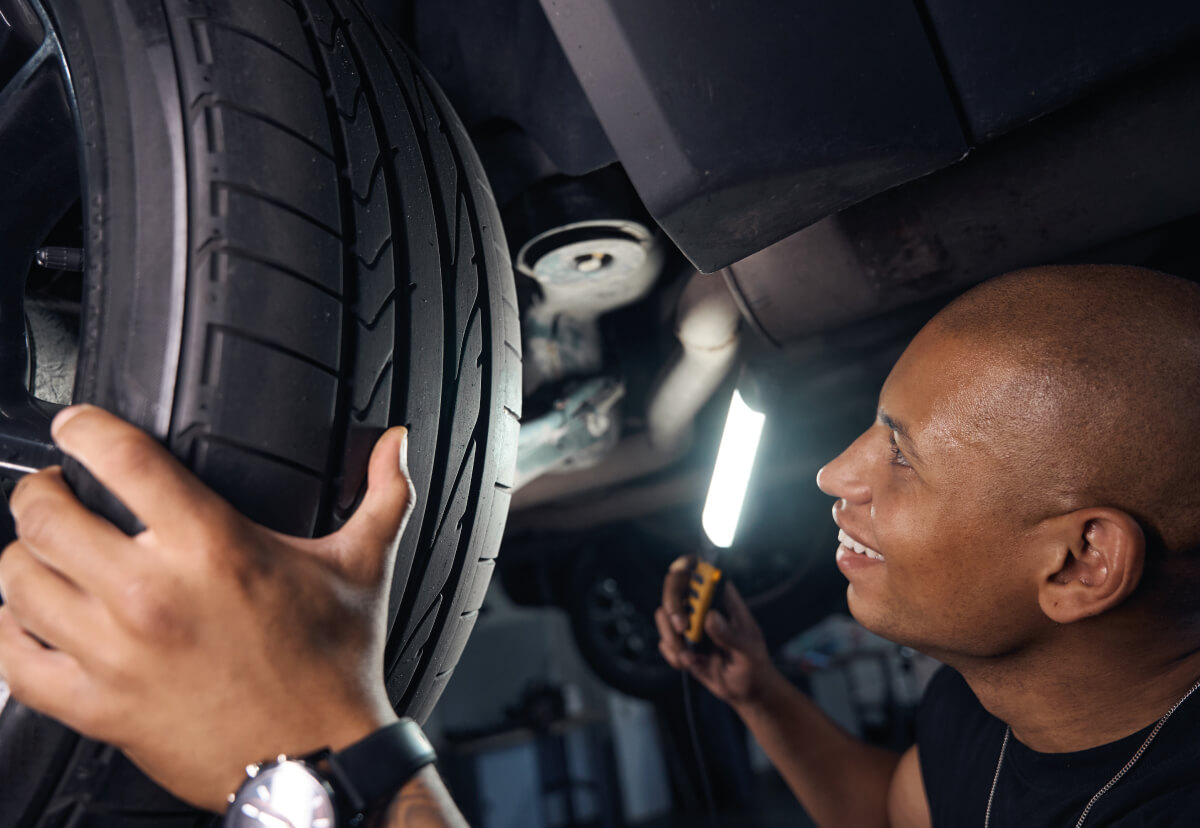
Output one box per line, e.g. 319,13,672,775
682,671,719,828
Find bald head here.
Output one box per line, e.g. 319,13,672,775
928,264,1200,560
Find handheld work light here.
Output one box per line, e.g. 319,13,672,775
684,388,766,646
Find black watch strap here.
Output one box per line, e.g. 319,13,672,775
325,718,437,815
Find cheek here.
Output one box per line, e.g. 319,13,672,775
875,491,977,594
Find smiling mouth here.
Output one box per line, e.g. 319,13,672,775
838,529,885,562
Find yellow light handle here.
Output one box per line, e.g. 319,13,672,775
684,561,723,644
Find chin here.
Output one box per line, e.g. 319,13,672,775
845,588,923,650
846,587,890,637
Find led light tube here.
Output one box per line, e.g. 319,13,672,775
701,389,766,548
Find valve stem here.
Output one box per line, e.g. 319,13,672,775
35,246,84,272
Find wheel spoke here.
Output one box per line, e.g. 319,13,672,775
0,398,61,476
0,0,44,90
0,1,77,475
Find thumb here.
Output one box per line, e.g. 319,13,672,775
722,582,755,629
326,427,416,577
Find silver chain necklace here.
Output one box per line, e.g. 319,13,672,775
983,675,1200,828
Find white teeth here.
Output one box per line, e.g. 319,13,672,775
838,529,885,561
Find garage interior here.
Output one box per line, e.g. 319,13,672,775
2,0,1200,824
349,1,1200,824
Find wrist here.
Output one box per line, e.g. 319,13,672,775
728,659,789,717
222,718,437,827
323,705,400,754
211,705,397,810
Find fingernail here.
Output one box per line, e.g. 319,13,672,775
399,427,409,473
710,613,728,633
671,613,686,633
50,404,86,437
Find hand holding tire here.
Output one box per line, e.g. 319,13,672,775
0,406,415,812
655,556,777,707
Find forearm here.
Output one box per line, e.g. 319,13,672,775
379,767,470,828
733,667,899,828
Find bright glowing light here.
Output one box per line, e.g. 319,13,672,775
701,389,766,548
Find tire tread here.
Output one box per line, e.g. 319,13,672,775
18,0,519,822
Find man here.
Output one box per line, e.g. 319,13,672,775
1,264,1197,826
658,264,1200,826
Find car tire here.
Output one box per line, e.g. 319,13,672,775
0,0,519,825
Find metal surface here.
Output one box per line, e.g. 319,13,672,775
724,52,1200,348
514,376,624,489
34,245,82,271
584,573,658,675
521,308,604,397
513,272,740,509
519,219,661,396
923,0,1200,142
540,0,968,272
406,0,616,181
517,220,661,318
646,272,740,452
27,302,77,405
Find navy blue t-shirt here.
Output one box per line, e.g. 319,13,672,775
916,666,1200,827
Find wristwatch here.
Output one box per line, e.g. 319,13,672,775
224,718,436,828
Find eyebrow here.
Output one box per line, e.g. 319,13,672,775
878,410,923,462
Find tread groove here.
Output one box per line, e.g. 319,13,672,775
334,84,368,121
350,358,393,418
208,322,340,376
183,427,326,477
194,96,336,159
294,0,361,535
453,304,481,381
211,179,344,240
350,149,390,203
430,441,477,551
357,234,392,268
355,288,396,330
199,243,342,300
195,16,321,80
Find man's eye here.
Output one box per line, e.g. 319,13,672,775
889,434,910,468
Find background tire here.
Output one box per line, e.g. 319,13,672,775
0,0,520,824
557,519,846,701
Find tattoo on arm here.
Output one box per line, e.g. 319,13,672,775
379,767,470,828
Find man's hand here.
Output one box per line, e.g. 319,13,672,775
0,405,414,812
654,556,776,707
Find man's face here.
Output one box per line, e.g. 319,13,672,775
816,327,1056,659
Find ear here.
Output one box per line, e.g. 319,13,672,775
1036,508,1145,624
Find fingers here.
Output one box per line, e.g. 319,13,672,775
705,584,764,652
654,606,710,672
661,555,697,632
0,542,103,655
721,582,754,626
0,606,95,728
8,467,139,600
654,607,684,668
50,405,231,542
325,427,414,578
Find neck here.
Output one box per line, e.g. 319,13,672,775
949,616,1200,753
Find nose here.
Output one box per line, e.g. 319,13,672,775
816,429,873,505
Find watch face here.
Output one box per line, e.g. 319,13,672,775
226,760,337,828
